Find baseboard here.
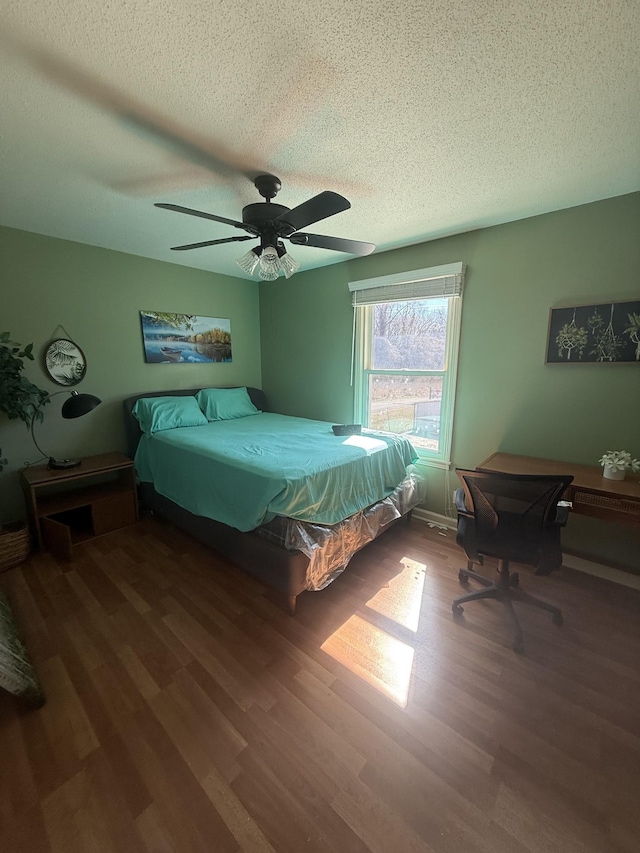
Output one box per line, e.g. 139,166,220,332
413,508,456,529
412,510,640,591
561,553,640,590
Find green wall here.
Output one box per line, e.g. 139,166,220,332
1,226,261,520
2,194,638,570
260,192,640,570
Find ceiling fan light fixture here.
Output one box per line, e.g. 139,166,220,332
235,247,260,275
258,245,281,280
279,250,300,279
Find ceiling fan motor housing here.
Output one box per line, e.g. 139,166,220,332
241,203,295,239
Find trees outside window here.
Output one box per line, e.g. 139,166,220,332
354,293,462,466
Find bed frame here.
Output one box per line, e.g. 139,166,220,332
123,386,409,614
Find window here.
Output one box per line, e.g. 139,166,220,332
350,263,464,467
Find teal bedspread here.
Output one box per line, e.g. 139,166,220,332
134,412,418,532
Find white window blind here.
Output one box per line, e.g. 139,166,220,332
349,262,464,306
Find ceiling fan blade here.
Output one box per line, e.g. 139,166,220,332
288,232,375,256
155,203,255,233
274,191,351,236
171,236,254,251
8,34,265,183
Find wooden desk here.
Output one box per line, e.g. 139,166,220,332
478,452,640,528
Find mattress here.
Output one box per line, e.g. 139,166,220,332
256,470,427,590
134,412,418,531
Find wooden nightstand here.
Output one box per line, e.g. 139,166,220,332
21,452,138,560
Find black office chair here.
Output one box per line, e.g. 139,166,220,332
452,468,573,652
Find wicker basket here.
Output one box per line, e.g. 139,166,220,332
0,522,31,572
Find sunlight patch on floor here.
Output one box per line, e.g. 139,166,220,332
365,556,426,632
321,614,415,707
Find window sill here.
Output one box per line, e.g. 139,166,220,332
413,456,451,471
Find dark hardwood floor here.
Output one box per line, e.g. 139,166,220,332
1,516,639,852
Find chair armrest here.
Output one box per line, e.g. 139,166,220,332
455,487,473,518
454,488,481,563
554,502,571,527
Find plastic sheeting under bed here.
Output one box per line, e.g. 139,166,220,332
255,469,427,591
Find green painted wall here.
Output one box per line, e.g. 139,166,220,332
260,192,640,570
2,195,638,570
1,225,261,520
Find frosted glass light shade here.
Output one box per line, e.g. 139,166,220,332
236,244,300,280
279,251,300,279
236,248,260,275
258,245,280,280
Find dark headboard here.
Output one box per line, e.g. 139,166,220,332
122,386,268,458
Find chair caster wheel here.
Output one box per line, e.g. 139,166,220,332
458,570,469,584
510,573,519,587
552,613,564,627
452,603,464,617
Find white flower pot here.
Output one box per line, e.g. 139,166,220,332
603,465,625,481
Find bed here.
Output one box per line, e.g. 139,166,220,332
123,386,426,613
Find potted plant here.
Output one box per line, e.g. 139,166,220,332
0,332,50,473
0,333,49,705
598,450,640,481
0,332,50,570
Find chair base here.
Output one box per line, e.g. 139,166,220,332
452,560,563,653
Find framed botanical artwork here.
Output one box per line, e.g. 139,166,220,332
44,338,87,385
140,311,232,364
546,300,640,363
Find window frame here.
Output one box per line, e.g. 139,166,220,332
352,275,463,469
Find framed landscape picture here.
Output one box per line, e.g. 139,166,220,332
546,300,640,363
140,311,232,364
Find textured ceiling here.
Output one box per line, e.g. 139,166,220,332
1,1,639,279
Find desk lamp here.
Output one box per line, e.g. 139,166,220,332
30,390,102,469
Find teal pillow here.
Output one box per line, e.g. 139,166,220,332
196,387,261,421
132,395,208,435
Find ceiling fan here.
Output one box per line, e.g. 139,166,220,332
155,173,375,280
5,35,375,279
